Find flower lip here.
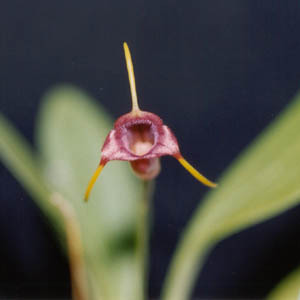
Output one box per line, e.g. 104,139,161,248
116,112,159,158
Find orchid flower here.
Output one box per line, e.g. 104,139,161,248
84,43,217,201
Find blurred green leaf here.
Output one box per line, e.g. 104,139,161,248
36,85,143,300
162,92,300,300
0,114,61,229
267,267,300,300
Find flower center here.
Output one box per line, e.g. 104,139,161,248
127,123,155,156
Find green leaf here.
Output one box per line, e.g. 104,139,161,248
162,92,300,300
0,113,62,230
36,85,143,300
267,267,300,300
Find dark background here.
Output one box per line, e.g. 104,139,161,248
1,0,300,299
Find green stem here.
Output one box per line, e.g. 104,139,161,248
136,180,154,300
50,193,90,300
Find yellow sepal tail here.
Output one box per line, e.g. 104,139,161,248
123,42,140,113
178,157,217,188
84,164,104,202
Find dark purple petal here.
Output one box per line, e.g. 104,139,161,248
130,158,161,180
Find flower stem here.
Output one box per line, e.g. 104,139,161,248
50,193,90,300
136,180,154,300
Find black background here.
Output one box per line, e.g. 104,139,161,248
1,0,300,299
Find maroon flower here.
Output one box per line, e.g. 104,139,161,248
84,43,216,201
